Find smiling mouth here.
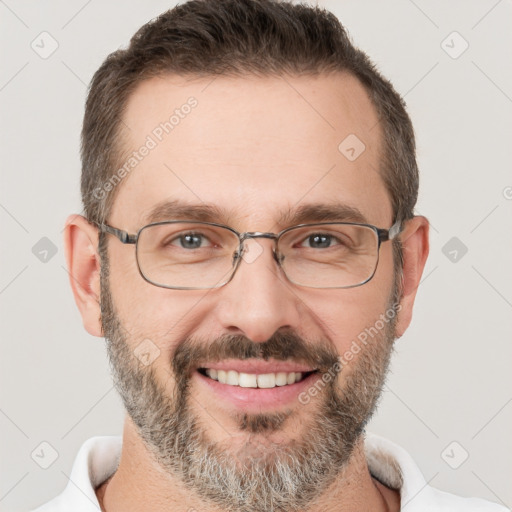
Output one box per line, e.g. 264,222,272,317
197,368,317,389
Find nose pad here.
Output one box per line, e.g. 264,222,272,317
230,237,284,282
232,247,242,266
239,238,265,264
230,240,265,268
274,249,284,265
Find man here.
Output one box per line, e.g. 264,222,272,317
32,0,506,511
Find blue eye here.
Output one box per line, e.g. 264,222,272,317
174,233,207,249
306,234,333,248
300,233,343,249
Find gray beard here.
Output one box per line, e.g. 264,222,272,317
100,261,398,512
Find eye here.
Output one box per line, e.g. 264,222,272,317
171,232,210,249
300,233,340,249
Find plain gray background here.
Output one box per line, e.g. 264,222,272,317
1,1,511,510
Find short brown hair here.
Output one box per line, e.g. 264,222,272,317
82,0,418,231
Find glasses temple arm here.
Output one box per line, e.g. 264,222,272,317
98,223,137,244
378,220,402,243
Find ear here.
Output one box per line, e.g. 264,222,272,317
63,214,103,337
395,215,430,338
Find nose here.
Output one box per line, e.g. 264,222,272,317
214,238,302,342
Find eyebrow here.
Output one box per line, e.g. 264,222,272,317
141,199,369,228
142,199,229,225
278,203,368,226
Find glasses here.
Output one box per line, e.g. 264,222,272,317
97,219,401,290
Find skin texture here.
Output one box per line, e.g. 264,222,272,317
64,72,429,512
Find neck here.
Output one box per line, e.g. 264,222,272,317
96,417,399,512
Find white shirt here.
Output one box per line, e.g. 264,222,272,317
31,433,507,511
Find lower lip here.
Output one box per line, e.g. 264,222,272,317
194,370,321,410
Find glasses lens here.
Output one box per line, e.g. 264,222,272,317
278,224,379,288
136,222,239,289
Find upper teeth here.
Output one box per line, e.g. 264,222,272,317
204,368,304,388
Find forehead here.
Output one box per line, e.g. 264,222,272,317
110,72,391,230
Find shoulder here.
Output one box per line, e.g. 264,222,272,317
364,433,509,512
30,436,122,512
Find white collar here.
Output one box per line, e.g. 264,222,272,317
31,433,506,511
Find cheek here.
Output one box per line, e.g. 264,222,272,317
106,245,212,353
310,292,387,351
304,247,396,354
106,244,145,327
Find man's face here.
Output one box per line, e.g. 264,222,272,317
101,73,399,511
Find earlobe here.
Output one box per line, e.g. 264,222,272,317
63,214,104,337
395,216,430,338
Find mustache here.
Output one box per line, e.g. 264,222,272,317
172,329,340,378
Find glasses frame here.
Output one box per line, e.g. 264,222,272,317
96,219,402,290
